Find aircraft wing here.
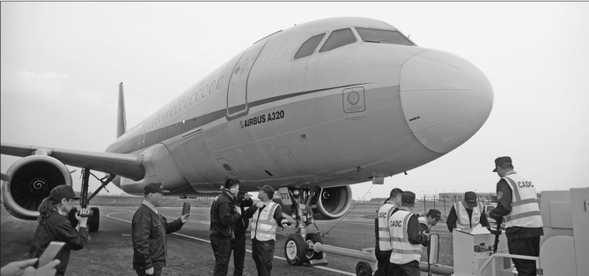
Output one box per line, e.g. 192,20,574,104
1,143,145,181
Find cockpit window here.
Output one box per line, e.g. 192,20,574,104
319,28,357,53
355,27,414,46
294,33,326,60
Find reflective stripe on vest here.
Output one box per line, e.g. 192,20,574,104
389,210,422,264
502,175,543,228
377,203,397,251
251,202,279,241
454,201,483,229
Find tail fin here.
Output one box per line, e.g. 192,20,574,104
117,82,127,138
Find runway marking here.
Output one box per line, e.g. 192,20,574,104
105,211,355,276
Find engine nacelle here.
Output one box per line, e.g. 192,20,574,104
2,155,73,220
313,185,353,219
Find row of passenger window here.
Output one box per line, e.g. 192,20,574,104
141,75,224,132
294,27,414,60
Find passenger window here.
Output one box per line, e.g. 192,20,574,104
319,29,357,53
294,33,326,60
355,27,414,46
210,81,216,94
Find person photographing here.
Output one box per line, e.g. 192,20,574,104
29,185,90,276
132,182,189,276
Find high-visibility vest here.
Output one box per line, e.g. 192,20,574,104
454,201,483,229
389,210,422,264
502,174,543,228
376,203,397,251
250,202,279,241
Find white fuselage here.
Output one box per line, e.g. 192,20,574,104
107,17,493,196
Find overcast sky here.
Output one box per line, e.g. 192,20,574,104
2,2,588,200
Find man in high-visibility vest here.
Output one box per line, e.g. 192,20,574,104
446,191,489,232
243,185,289,276
373,188,403,276
388,191,429,276
489,156,543,276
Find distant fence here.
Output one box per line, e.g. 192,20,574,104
89,195,215,207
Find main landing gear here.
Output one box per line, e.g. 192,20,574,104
283,187,327,266
68,168,115,232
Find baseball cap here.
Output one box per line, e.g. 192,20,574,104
464,191,477,208
144,182,170,194
401,191,416,205
257,184,275,198
493,156,512,172
427,209,442,221
50,185,81,203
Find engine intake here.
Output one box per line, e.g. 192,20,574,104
313,185,352,219
2,155,72,220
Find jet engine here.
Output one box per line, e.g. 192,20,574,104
2,155,72,220
313,185,353,219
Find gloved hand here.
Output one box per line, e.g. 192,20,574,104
255,201,265,208
234,206,241,215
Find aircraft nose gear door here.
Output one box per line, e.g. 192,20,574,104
226,39,270,119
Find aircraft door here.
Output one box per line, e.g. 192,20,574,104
226,39,269,119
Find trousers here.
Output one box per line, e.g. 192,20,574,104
211,235,232,276
231,235,247,276
508,236,541,276
252,238,275,276
374,247,392,276
388,260,420,276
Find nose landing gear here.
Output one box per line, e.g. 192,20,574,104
283,187,328,266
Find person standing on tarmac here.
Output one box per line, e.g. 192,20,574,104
374,188,403,276
243,185,290,276
29,185,90,276
231,190,253,276
209,178,243,276
388,191,429,276
132,183,189,276
489,156,543,276
446,191,489,232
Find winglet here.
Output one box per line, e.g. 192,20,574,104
117,82,127,138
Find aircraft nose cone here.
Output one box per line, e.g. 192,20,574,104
400,49,494,154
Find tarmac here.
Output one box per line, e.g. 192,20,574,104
1,204,452,275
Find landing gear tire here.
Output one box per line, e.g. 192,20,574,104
88,207,100,232
305,233,323,260
285,234,308,265
355,261,373,276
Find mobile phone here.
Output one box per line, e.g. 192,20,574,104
36,241,65,268
182,202,191,216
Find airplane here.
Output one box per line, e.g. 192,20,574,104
1,17,493,265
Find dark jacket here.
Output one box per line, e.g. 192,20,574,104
210,192,240,238
405,214,429,246
29,210,89,275
235,193,253,237
489,178,543,239
132,203,184,270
